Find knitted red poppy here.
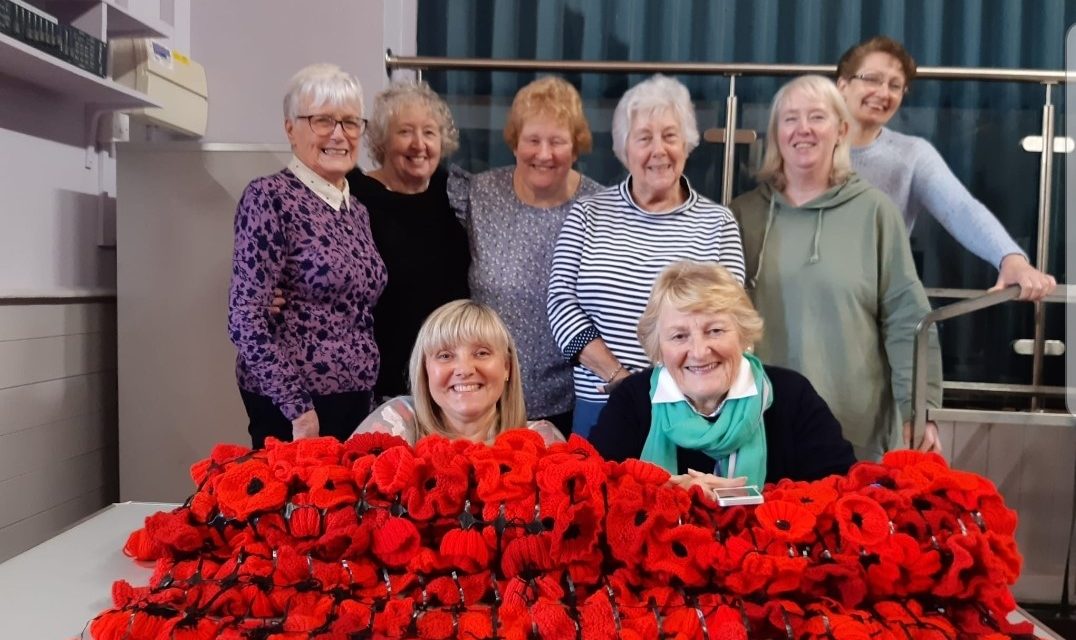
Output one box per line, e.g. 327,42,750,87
472,446,539,504
307,464,357,510
645,523,716,587
834,494,889,547
405,455,469,521
550,501,602,565
801,558,868,607
344,431,409,458
866,532,942,598
415,609,454,639
754,499,817,543
214,459,288,521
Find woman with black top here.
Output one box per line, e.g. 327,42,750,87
347,81,471,400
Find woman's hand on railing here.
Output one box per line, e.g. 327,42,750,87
902,420,942,454
990,254,1057,302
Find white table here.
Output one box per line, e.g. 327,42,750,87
0,502,1066,639
0,502,167,638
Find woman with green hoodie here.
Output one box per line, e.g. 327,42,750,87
730,75,943,461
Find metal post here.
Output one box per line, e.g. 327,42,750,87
1031,83,1056,411
721,75,738,206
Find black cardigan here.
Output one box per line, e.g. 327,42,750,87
590,365,856,483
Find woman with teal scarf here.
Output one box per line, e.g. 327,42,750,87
590,261,854,490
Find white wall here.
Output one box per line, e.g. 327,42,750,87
0,0,179,560
116,1,417,502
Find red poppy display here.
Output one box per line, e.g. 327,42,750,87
92,437,1027,639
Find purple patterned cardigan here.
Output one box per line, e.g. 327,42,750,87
228,169,387,420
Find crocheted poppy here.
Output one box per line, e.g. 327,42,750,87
307,464,356,509
754,499,817,543
834,494,889,547
214,458,288,521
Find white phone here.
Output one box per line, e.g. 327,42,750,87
713,485,764,507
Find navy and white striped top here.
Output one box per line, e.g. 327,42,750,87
547,177,746,403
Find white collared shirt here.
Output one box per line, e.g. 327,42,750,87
651,355,758,478
288,155,351,211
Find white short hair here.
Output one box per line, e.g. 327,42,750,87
282,63,364,120
611,74,700,166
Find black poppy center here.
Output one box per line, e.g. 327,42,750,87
424,477,437,491
563,523,581,541
499,463,511,474
913,498,933,511
775,519,792,531
851,512,864,528
799,496,814,505
672,542,688,557
246,477,265,495
634,510,648,526
324,479,335,490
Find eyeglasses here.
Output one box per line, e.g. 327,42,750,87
296,115,367,137
850,73,908,95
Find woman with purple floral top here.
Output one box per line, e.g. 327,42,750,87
228,63,386,448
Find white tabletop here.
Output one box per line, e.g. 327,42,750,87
0,502,170,639
0,501,1065,639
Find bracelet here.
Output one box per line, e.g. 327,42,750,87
606,364,627,383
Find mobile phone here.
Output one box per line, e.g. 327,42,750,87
713,485,763,507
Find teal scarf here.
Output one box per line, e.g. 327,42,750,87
640,353,772,485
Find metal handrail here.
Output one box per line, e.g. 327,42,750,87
384,51,1071,84
388,50,1066,411
911,285,1071,444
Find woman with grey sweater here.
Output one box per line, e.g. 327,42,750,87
836,36,1055,301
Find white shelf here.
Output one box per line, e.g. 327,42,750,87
24,0,172,38
0,32,157,108
100,0,171,38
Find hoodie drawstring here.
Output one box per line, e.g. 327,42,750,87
809,208,823,264
749,197,777,290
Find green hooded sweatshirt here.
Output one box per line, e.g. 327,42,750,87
730,175,942,453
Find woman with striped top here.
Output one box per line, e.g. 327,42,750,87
547,74,745,438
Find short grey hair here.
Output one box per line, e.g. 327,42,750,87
757,75,853,192
611,74,700,166
366,80,460,165
282,63,364,120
